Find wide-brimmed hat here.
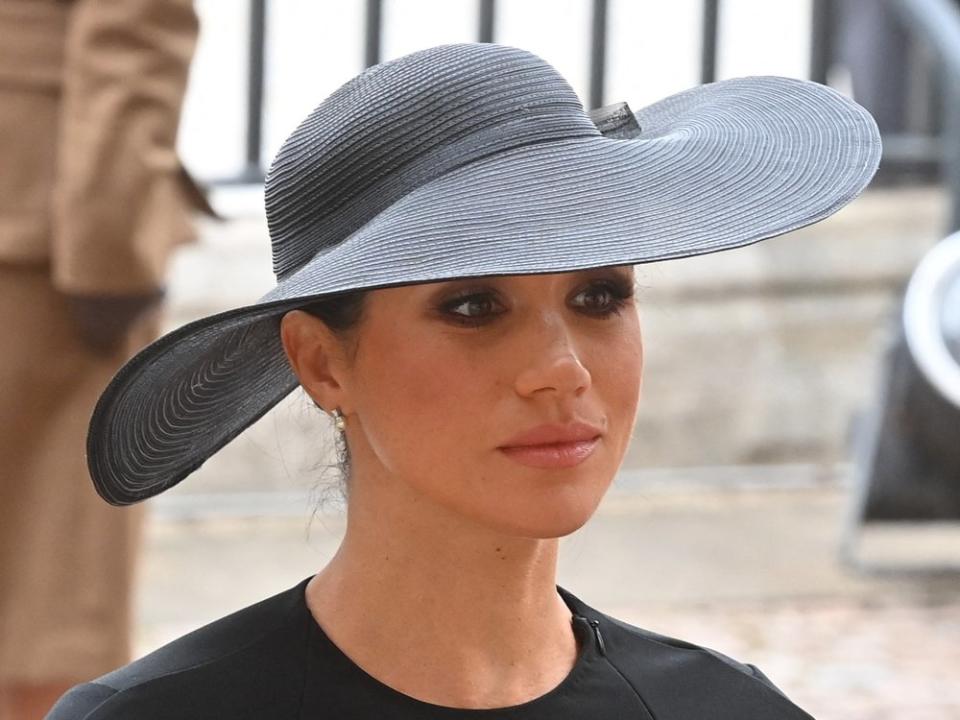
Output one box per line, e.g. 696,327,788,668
88,42,881,506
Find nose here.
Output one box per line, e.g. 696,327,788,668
513,313,592,398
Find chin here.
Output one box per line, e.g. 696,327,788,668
481,494,603,540
516,515,593,540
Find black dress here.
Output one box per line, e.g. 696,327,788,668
47,578,814,719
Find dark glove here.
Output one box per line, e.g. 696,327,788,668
64,288,165,355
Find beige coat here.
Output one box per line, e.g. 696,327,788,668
0,0,200,683
0,0,200,294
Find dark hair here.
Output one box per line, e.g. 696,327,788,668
298,290,368,492
300,290,368,335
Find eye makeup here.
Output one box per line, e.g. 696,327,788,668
426,268,637,328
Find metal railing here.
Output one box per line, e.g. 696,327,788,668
888,0,960,232
227,0,728,185
224,0,959,228
238,0,267,185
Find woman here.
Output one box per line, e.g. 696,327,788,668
49,43,879,719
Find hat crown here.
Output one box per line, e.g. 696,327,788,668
264,43,599,281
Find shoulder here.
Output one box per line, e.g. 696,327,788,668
46,579,313,720
558,587,816,720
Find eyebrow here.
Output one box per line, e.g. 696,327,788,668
420,277,498,306
421,267,636,301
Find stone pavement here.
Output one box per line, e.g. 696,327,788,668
138,472,960,720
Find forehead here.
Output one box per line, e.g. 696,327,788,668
371,266,637,302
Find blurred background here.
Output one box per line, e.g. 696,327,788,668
6,1,959,718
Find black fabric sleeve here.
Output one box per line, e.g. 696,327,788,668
745,662,792,700
45,682,118,720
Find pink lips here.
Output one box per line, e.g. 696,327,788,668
498,422,602,469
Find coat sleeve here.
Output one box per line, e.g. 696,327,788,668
745,662,792,700
51,0,199,295
44,682,117,720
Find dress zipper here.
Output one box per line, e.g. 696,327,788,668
587,619,606,656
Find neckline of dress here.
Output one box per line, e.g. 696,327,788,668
300,581,603,716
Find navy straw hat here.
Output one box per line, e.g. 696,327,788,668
88,42,881,505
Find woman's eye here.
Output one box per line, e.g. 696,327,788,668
442,293,504,324
572,282,633,315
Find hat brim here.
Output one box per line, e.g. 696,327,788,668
88,75,880,505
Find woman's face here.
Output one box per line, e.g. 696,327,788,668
295,267,643,539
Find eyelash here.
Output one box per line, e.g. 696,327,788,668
439,278,635,328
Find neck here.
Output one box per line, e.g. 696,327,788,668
304,464,579,708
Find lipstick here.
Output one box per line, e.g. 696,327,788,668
498,422,602,469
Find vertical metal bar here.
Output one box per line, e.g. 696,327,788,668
809,0,834,84
701,0,719,84
947,86,960,232
888,0,960,232
478,0,496,43
365,0,383,68
245,0,267,179
589,0,608,109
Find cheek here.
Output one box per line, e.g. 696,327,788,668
591,323,643,441
352,327,495,472
622,328,644,402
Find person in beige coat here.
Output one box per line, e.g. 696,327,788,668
0,1,199,717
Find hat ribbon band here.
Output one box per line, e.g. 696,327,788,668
271,110,600,281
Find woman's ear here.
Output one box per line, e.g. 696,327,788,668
279,309,348,411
